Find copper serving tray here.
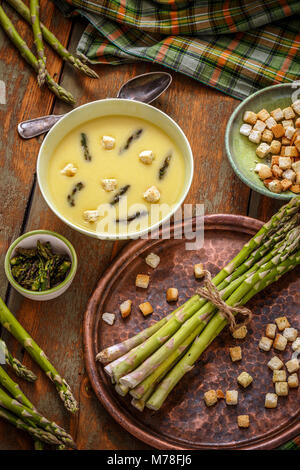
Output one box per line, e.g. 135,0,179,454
84,214,300,449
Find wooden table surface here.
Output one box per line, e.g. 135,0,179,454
0,2,282,450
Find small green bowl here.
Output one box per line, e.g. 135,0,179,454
5,230,77,301
225,83,298,200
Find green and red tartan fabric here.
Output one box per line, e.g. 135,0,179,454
55,0,300,449
54,0,300,100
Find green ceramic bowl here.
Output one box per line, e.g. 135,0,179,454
225,83,298,200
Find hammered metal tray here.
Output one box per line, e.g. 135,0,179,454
84,214,300,449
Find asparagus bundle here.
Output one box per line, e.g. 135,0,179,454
0,339,37,382
98,197,300,411
0,298,78,413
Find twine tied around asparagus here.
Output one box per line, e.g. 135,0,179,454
196,270,252,332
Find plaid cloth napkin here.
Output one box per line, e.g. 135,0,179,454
54,0,300,449
54,0,300,100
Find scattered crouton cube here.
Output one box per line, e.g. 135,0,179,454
120,299,132,318
281,178,293,192
136,274,150,289
259,336,273,352
229,346,242,362
275,316,290,331
283,106,295,120
237,371,253,388
243,111,257,125
292,338,300,351
261,129,273,144
282,170,296,183
257,109,270,121
267,356,284,371
139,301,153,316
102,312,115,325
265,393,278,408
282,119,294,128
60,163,77,176
271,155,280,165
194,263,205,279
296,172,300,184
272,124,285,138
204,390,218,407
282,136,291,145
226,390,238,405
278,157,292,170
237,415,250,428
291,99,300,115
216,389,225,399
239,123,252,136
291,184,300,193
145,252,160,269
285,358,299,374
268,180,282,194
102,178,117,192
258,164,272,180
253,120,266,132
166,288,178,302
256,143,271,159
270,140,281,154
275,382,289,396
272,164,283,179
139,150,155,165
143,186,160,203
271,108,284,121
101,135,116,149
232,325,248,339
296,117,300,128
273,370,287,383
266,323,277,339
284,145,298,157
292,160,300,172
288,373,299,388
249,130,261,144
265,116,277,130
283,327,298,342
273,334,288,352
83,210,100,223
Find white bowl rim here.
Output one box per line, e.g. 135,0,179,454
37,98,194,240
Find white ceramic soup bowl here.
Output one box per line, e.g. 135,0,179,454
37,99,194,240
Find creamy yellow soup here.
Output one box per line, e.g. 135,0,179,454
48,115,185,235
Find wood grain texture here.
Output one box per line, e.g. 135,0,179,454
0,11,276,450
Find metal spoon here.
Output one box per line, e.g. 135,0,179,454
17,71,172,139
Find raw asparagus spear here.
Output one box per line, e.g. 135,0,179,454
0,297,78,413
0,339,37,382
0,6,75,104
6,0,99,78
29,0,46,86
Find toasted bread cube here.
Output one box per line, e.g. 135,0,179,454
101,178,117,192
265,393,278,408
275,382,289,396
273,334,288,352
120,299,132,318
261,129,273,144
292,160,300,172
270,140,281,154
288,373,299,388
102,312,115,325
249,130,261,144
281,179,293,192
295,137,300,152
282,137,291,145
136,274,150,289
257,109,270,121
291,184,300,193
139,301,153,316
232,325,248,339
282,169,296,182
278,157,292,170
296,117,300,128
253,120,266,132
243,111,257,125
237,415,250,428
145,252,160,269
267,356,284,371
139,150,155,165
194,263,205,279
272,164,283,179
265,117,277,130
292,338,300,351
272,124,285,138
284,145,298,157
283,327,298,342
258,164,272,179
229,346,242,362
275,316,290,331
273,370,287,383
143,186,160,203
271,155,280,166
256,143,270,159
268,180,282,193
283,106,295,120
239,123,252,136
271,108,284,121
259,336,273,351
166,288,178,302
266,323,277,339
226,390,238,405
237,371,253,388
204,390,218,407
282,119,294,128
216,389,225,399
83,210,100,223
292,99,300,115
285,358,299,374
254,163,264,173
60,163,77,177
101,135,116,149
296,172,300,184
